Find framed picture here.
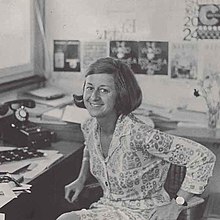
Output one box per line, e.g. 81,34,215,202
170,42,198,79
110,41,140,73
54,40,80,72
138,41,168,75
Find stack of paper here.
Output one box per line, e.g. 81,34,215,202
62,105,90,124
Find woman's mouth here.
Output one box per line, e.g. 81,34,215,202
90,103,103,107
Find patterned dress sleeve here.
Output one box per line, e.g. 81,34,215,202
144,128,216,194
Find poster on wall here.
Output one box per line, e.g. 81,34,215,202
54,40,80,72
198,42,220,78
170,42,198,79
183,0,199,41
138,41,168,75
81,41,108,71
109,41,140,73
183,0,220,40
197,4,220,39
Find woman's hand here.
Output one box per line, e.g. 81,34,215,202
150,199,185,220
64,178,84,203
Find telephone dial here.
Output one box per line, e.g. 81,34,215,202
1,99,55,149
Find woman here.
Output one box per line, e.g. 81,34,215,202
57,57,216,220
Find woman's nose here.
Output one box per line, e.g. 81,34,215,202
90,89,100,100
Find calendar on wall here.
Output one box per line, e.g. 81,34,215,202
197,4,220,39
183,0,220,40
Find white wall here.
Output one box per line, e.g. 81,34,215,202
44,0,216,110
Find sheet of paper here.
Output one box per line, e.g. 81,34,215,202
0,161,31,174
0,213,5,220
27,87,65,99
0,183,17,209
0,196,14,209
0,183,17,198
62,105,90,124
33,95,73,107
42,108,64,120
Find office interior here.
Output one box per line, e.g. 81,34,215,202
0,0,220,219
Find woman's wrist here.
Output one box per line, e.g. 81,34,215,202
171,198,186,211
82,156,89,162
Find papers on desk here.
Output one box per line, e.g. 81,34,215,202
0,161,31,174
42,105,90,124
62,105,90,124
42,108,65,121
141,104,208,122
0,149,63,209
0,181,32,208
0,148,63,179
23,150,63,180
27,87,65,100
0,183,17,198
24,87,73,107
0,183,17,208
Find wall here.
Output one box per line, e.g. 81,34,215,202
44,0,219,111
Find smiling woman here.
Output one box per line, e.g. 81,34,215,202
57,57,216,220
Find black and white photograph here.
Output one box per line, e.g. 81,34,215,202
54,40,80,72
0,0,219,220
138,41,168,75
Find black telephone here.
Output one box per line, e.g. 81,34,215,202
4,99,35,122
1,99,54,149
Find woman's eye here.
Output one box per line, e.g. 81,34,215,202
86,86,93,91
99,88,109,93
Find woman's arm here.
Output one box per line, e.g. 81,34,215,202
145,129,216,195
77,146,90,184
64,146,90,203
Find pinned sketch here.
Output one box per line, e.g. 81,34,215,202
110,41,140,73
54,40,80,72
81,41,108,71
198,42,220,78
170,42,198,79
138,41,168,75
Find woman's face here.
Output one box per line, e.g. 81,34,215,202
83,74,117,119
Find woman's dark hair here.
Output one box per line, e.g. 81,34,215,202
81,57,142,115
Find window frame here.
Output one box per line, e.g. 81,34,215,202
0,0,45,85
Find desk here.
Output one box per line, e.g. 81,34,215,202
0,124,85,220
1,116,220,220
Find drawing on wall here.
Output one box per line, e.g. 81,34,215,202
81,41,108,71
198,42,220,78
138,41,168,75
170,42,198,79
54,40,80,72
197,4,220,39
109,41,140,73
